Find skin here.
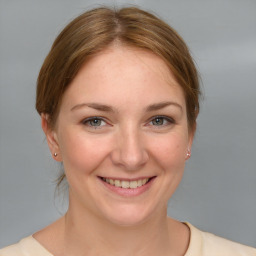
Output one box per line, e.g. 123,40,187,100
35,45,194,256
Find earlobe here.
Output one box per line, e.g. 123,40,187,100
186,124,196,160
41,114,62,162
185,148,191,160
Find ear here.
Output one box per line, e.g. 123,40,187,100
186,123,196,160
41,114,62,162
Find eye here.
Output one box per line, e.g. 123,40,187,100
149,116,175,127
151,117,165,126
82,117,107,128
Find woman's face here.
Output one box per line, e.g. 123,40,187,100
44,46,193,226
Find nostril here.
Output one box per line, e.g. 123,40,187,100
110,148,149,170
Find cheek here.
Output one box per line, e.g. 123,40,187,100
58,129,111,176
145,133,188,203
148,132,188,170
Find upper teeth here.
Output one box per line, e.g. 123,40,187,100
102,178,149,188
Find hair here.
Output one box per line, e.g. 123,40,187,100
36,6,201,186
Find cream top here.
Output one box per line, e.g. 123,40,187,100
1,223,255,256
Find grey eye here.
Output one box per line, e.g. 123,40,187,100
89,118,102,126
152,117,164,126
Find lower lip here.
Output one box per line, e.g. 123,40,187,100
99,177,156,197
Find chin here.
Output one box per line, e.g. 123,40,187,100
107,213,150,227
100,202,161,227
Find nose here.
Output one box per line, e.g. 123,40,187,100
110,127,149,171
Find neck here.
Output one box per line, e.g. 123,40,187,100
60,203,189,256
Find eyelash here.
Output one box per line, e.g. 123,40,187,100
82,117,107,129
81,115,175,129
148,116,175,128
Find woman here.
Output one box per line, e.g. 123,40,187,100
0,6,255,256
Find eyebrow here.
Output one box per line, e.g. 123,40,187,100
71,103,115,112
70,101,182,112
145,101,182,112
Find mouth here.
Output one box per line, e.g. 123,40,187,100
99,177,154,189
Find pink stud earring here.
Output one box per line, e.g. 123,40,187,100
53,153,57,157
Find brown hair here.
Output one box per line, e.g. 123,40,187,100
36,6,201,185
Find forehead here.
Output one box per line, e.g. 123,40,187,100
61,45,185,110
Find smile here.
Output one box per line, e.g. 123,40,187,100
101,177,150,189
99,176,156,197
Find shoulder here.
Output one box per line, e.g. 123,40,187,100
0,236,53,256
185,223,256,256
0,238,28,256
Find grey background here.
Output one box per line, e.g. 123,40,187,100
0,0,256,248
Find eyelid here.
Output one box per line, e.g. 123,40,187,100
82,116,109,127
147,115,176,126
81,115,175,129
82,116,103,122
